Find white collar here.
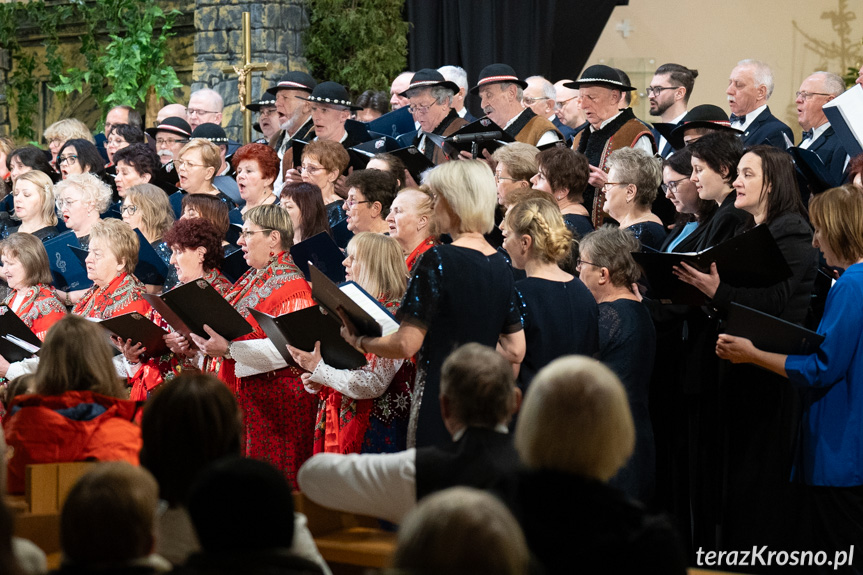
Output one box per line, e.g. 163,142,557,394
733,104,768,131
590,110,625,132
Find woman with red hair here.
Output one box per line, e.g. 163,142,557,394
232,143,280,215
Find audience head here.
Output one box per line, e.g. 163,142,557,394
44,119,94,163
35,315,125,397
796,72,844,132
140,373,242,507
503,194,573,269
344,169,398,232
122,183,175,242
439,343,518,432
149,116,192,166
493,143,538,206
386,186,435,254
112,144,160,197
662,147,715,223
423,159,496,235
56,139,104,180
302,82,356,142
181,193,231,240
670,104,742,147
280,181,330,243
0,232,53,290
12,170,58,227
61,462,158,567
268,71,316,133
809,184,863,268
515,355,635,482
688,131,744,202
188,457,295,553
344,232,408,300
163,217,225,279
577,225,641,293
392,486,529,575
532,146,590,206
7,146,55,182
733,145,804,226
727,59,775,116
187,88,224,131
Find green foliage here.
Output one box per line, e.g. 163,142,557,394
303,0,409,95
0,0,182,140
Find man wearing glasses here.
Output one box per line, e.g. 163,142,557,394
726,59,793,148
266,71,316,191
186,88,224,131
401,68,468,164
524,76,575,143
795,72,848,193
553,80,588,143
144,116,191,190
647,63,699,159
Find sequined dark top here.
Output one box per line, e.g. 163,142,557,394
326,201,347,229
397,245,522,448
627,221,667,252
152,239,180,291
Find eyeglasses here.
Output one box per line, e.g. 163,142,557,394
661,177,689,194
187,108,219,117
299,163,325,175
156,138,188,146
646,86,681,96
494,174,521,184
259,108,278,117
345,198,373,208
576,259,601,269
57,154,78,166
120,204,138,215
56,197,80,210
239,229,274,240
601,182,626,191
554,96,578,110
48,137,64,146
106,138,127,148
522,96,549,106
408,101,438,115
176,159,205,170
795,91,831,101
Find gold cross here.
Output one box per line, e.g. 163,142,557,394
222,12,269,144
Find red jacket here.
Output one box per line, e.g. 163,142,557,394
3,391,142,494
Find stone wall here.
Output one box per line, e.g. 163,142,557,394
193,0,310,141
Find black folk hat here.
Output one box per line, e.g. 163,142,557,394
565,64,636,91
401,68,460,97
145,116,192,139
246,95,277,113
668,104,744,149
470,63,528,94
191,123,229,145
297,81,362,110
264,71,317,98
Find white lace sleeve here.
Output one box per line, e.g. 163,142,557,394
231,339,288,378
6,357,39,382
307,355,404,400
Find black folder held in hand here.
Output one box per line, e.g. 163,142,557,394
95,312,170,358
44,231,92,292
309,264,399,338
144,279,253,347
633,224,793,305
0,308,42,363
724,302,824,356
290,232,346,284
250,307,367,371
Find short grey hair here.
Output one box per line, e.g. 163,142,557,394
190,88,224,112
812,71,846,97
737,59,775,99
526,75,556,101
438,65,468,91
497,82,524,102
405,85,454,106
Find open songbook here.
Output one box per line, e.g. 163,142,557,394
309,263,399,338
0,307,42,362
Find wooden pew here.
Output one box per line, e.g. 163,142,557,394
293,491,397,571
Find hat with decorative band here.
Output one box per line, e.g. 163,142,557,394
190,123,229,145
297,81,362,110
246,95,277,113
265,71,317,98
668,104,743,149
401,68,460,97
470,63,528,94
564,65,636,91
145,116,192,138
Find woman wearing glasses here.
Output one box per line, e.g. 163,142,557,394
175,140,237,210
658,148,716,253
299,139,350,228
231,143,280,215
577,225,656,502
177,205,318,488
55,139,106,182
120,183,179,292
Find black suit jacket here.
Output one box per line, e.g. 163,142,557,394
807,125,849,184
740,106,794,148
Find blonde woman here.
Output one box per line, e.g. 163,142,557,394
386,187,437,271
9,171,59,240
502,194,598,392
43,118,94,166
289,232,414,454
175,139,237,209
120,183,179,291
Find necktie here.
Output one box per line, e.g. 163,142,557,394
730,114,746,124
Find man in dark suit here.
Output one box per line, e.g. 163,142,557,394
727,59,794,148
796,71,848,184
647,63,699,158
296,343,521,525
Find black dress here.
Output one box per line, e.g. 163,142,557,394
515,277,598,391
398,245,523,448
562,213,594,239
598,298,656,503
5,225,59,241
627,221,667,251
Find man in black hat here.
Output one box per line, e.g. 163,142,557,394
402,69,469,164
299,81,366,146
246,95,279,144
145,116,192,187
471,64,562,148
266,72,317,191
567,64,655,227
648,63,699,158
